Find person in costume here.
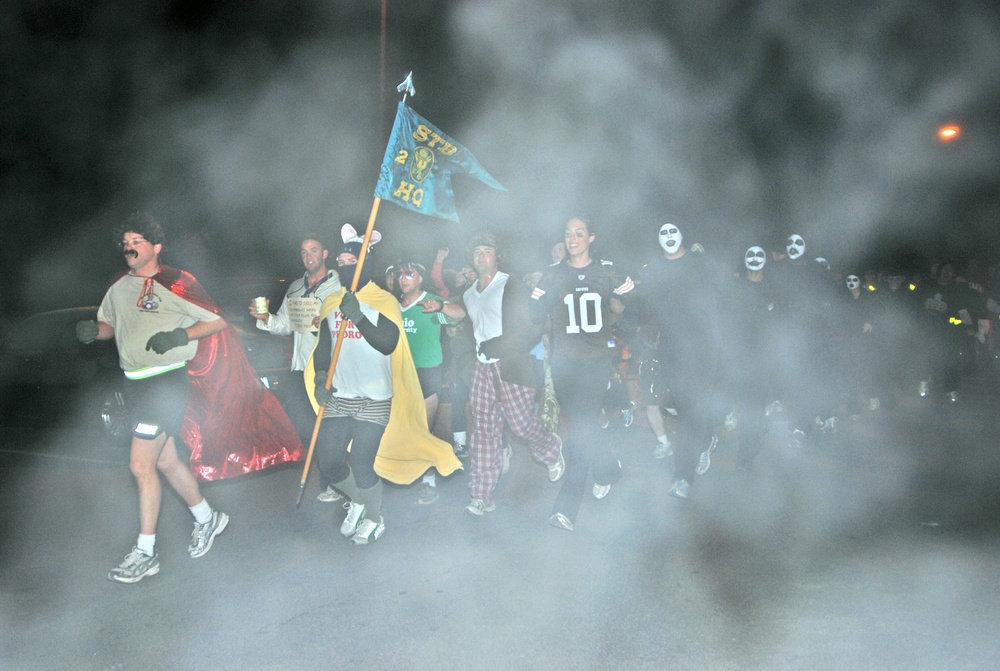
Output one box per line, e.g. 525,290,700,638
76,212,301,582
394,260,466,505
305,224,461,544
530,216,633,531
457,232,564,517
635,221,725,500
722,245,782,472
248,233,342,502
769,232,840,441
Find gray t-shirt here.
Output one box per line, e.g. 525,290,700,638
98,274,221,373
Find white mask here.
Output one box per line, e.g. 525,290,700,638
846,275,860,291
659,224,682,254
744,246,766,272
786,234,805,260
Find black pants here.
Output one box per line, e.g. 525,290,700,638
550,357,621,524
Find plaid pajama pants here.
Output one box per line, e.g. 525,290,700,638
467,360,561,504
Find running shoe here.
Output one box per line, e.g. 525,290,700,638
465,499,496,516
341,501,365,537
188,511,229,559
317,486,343,503
350,517,385,545
549,512,574,531
108,548,160,583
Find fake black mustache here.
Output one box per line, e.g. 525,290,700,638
124,249,138,258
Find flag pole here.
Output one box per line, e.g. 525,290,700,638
295,197,382,507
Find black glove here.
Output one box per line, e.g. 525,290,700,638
339,291,364,324
145,327,189,354
478,338,499,360
76,320,99,344
314,370,336,405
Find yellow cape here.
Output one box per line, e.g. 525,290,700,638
304,283,462,485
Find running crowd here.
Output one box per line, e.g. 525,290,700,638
78,212,999,582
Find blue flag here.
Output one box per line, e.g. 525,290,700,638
375,101,505,222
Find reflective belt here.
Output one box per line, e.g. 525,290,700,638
124,361,187,380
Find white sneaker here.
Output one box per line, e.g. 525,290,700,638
350,516,385,545
108,547,160,583
549,512,574,531
188,511,229,559
695,434,718,476
465,499,496,516
593,482,611,499
622,401,637,428
668,479,690,499
340,501,365,537
316,486,343,503
547,436,565,482
724,410,738,431
652,437,673,459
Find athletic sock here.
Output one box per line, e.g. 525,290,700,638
189,498,213,525
136,534,156,556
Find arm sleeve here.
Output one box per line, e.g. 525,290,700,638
430,260,450,299
353,312,400,356
528,271,559,325
314,317,332,374
485,278,544,361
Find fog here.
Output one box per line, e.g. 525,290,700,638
5,1,1000,313
2,1,1000,667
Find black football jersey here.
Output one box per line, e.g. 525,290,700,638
531,259,634,360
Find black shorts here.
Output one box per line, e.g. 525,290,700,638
123,366,190,439
416,366,443,399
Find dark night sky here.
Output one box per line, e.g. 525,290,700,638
3,0,1000,318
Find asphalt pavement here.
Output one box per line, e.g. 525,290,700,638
2,383,999,671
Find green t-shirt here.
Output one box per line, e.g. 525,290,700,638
400,291,456,369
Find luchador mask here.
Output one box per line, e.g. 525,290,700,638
659,223,682,254
786,234,805,260
846,275,860,291
744,246,766,272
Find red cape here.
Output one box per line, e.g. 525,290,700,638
147,266,303,480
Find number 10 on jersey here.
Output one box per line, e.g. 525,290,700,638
563,292,603,334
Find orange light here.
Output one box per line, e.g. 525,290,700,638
938,124,961,141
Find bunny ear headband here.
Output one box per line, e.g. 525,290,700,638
341,223,381,249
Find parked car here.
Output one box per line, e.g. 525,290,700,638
0,277,296,439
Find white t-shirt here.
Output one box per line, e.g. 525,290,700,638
325,302,394,401
463,271,508,364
